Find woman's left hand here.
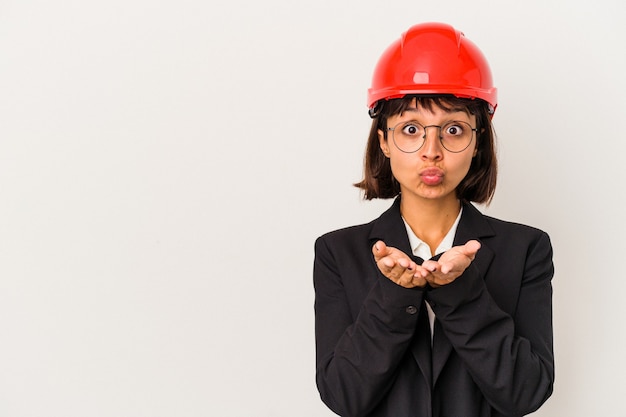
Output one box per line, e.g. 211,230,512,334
421,240,481,287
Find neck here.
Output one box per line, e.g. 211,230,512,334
400,195,461,254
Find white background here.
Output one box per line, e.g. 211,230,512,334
0,0,624,416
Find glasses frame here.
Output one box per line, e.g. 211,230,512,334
386,120,478,154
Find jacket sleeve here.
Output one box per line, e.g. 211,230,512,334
427,231,555,416
313,235,425,417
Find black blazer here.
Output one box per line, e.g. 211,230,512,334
314,198,554,417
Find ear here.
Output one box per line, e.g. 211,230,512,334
378,129,390,157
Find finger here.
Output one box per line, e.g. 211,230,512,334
437,257,463,275
372,241,381,257
399,267,426,288
397,271,413,287
386,258,417,285
372,240,389,261
382,256,395,268
397,257,411,269
376,255,400,276
388,260,410,278
381,252,412,272
422,271,441,288
411,275,428,288
440,262,453,275
421,260,438,273
463,240,481,257
413,264,429,279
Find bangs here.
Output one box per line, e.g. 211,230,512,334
377,95,485,128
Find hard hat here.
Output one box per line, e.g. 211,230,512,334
367,22,497,116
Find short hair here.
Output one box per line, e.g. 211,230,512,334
354,95,498,205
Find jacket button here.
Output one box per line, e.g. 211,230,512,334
405,305,418,315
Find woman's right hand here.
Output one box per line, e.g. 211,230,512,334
372,240,429,288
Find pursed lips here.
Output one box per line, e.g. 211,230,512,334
419,167,444,185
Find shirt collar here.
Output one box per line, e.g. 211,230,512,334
402,207,463,260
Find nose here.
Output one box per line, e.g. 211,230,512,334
419,126,443,160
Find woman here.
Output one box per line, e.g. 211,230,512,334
313,22,554,417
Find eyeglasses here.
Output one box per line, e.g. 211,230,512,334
386,120,477,153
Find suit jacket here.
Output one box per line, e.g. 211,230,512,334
314,198,554,417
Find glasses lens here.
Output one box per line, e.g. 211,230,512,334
391,121,425,153
440,121,473,152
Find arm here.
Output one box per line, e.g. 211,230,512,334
427,232,555,415
314,235,425,417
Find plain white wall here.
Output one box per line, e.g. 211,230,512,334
0,0,624,416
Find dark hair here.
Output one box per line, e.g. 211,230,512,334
354,95,498,204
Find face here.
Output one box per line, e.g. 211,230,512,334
378,100,478,204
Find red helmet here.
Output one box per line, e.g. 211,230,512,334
367,22,497,116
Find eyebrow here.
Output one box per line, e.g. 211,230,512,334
399,107,470,119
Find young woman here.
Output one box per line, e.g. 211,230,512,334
313,22,554,417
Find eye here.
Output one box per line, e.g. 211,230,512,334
443,122,466,136
401,123,422,136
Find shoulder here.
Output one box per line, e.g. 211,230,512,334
316,198,403,248
485,214,548,236
476,211,553,259
315,220,375,249
316,199,398,245
460,204,553,263
485,215,550,242
464,203,550,241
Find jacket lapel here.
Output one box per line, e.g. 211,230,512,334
368,197,414,256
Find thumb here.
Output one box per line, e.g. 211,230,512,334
372,240,388,259
463,240,481,257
